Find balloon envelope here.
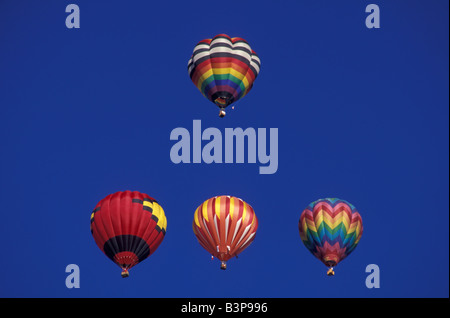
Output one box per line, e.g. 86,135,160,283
90,190,167,277
187,34,261,114
192,195,258,269
298,198,363,274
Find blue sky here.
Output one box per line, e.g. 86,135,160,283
0,0,448,298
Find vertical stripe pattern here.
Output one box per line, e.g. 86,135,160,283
193,195,258,268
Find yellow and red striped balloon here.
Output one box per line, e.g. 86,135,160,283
193,195,258,270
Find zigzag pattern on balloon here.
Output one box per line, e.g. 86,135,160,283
298,198,363,267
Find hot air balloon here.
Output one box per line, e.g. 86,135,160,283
187,34,261,117
90,191,167,277
193,195,258,269
298,198,363,276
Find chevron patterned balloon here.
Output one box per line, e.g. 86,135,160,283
298,198,363,275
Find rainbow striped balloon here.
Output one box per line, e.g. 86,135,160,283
187,34,261,116
298,198,363,275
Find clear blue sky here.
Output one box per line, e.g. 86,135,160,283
0,0,448,298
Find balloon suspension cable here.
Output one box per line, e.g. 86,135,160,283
327,267,335,276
